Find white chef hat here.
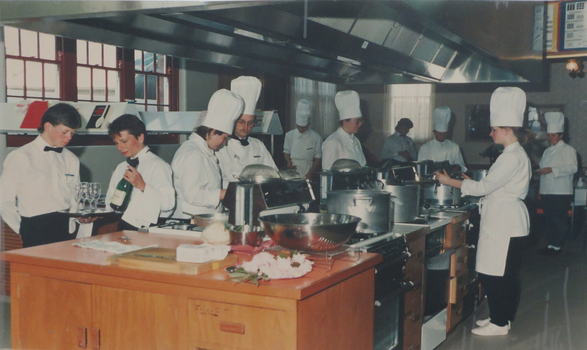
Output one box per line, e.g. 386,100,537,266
489,87,526,127
230,76,262,115
433,107,452,132
295,99,311,126
202,89,244,134
335,90,361,120
545,111,565,133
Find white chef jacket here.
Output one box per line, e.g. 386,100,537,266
105,146,175,228
539,140,577,195
418,139,468,172
216,136,277,188
322,127,367,170
171,133,224,218
0,136,79,234
380,132,418,162
460,142,531,276
283,128,323,176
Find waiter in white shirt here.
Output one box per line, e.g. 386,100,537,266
172,89,244,219
283,99,323,179
216,76,278,188
380,118,418,164
537,112,577,255
322,90,366,170
105,114,176,231
418,107,467,172
0,103,84,247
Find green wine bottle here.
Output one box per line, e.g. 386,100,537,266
110,177,133,212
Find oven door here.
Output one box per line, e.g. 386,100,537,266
373,257,413,350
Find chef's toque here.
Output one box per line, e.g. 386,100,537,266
202,89,244,134
231,76,262,115
335,90,362,120
433,107,451,132
545,111,565,133
295,99,311,126
490,87,526,127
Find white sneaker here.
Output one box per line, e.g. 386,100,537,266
475,318,511,330
471,322,509,336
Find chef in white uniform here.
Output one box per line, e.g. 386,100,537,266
283,99,323,179
380,118,417,164
216,76,277,187
436,87,531,336
418,107,467,172
171,89,244,219
105,114,176,231
537,112,577,255
322,90,366,170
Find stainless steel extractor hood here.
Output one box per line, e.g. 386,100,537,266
0,1,547,85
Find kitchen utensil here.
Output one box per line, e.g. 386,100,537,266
383,184,420,223
258,213,361,251
326,189,392,233
330,158,362,172
191,213,229,227
237,164,281,183
228,225,265,247
468,169,489,181
422,182,462,206
279,169,302,180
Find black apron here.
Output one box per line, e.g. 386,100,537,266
20,212,72,248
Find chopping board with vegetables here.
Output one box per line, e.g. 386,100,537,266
107,247,237,275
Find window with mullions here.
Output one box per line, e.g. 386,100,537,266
4,27,60,102
77,40,121,102
134,50,170,111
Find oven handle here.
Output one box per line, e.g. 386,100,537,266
377,251,411,269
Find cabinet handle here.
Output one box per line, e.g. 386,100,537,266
458,256,468,264
77,326,87,348
220,321,245,334
412,251,423,259
405,311,421,322
91,328,100,350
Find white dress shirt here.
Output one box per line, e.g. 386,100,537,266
171,133,224,218
0,136,79,233
539,140,577,195
283,128,323,176
105,146,175,228
380,132,418,162
216,136,277,188
418,138,468,172
322,127,367,170
461,142,531,276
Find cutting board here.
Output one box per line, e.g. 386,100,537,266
107,247,237,275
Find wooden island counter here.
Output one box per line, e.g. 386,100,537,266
2,230,382,350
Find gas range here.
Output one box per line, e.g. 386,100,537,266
348,231,409,260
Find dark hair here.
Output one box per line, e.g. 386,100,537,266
499,126,528,142
108,114,146,139
37,103,82,133
195,125,224,139
396,118,413,130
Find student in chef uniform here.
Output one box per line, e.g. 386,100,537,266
380,118,418,164
536,112,577,255
283,99,323,179
171,89,244,219
418,107,467,172
0,103,83,247
216,76,277,187
435,87,531,336
322,90,366,170
104,114,175,231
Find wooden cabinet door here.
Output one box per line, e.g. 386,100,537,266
92,286,183,350
12,273,92,350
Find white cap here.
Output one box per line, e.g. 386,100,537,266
490,87,526,127
433,107,451,132
202,89,244,134
335,90,361,120
295,99,311,126
545,111,565,133
231,76,262,115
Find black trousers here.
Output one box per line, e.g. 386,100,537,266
117,219,138,231
20,212,73,248
541,194,573,248
477,236,526,327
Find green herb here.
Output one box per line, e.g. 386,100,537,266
228,267,269,286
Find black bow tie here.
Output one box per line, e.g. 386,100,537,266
126,157,139,168
231,135,249,146
44,146,63,153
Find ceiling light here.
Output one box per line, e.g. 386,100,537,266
566,59,584,78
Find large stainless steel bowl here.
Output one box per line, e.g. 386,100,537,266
258,213,361,251
191,213,228,227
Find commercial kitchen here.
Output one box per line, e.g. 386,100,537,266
1,1,587,350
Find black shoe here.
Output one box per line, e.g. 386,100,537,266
539,247,562,256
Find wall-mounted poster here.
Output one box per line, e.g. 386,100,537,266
465,105,491,142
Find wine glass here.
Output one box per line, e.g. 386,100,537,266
74,182,84,212
79,182,90,213
89,182,102,211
